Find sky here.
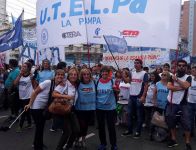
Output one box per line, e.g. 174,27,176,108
6,0,190,20
6,0,37,20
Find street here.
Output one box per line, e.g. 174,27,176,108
0,109,195,150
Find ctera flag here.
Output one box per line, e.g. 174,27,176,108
0,10,24,52
103,35,128,54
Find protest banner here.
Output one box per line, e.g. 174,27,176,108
37,0,181,50
102,47,169,69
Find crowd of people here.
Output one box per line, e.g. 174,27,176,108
0,58,196,150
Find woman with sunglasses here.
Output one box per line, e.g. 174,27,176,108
153,71,170,114
74,68,96,148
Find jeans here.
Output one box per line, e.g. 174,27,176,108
31,109,46,150
188,102,196,135
127,96,144,134
56,112,80,150
96,109,117,147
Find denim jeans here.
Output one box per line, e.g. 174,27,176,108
127,96,144,134
188,102,196,135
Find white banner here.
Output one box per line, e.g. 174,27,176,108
20,27,65,65
102,47,169,69
37,0,87,49
37,0,181,50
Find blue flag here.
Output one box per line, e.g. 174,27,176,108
169,49,190,61
103,35,128,54
0,11,23,52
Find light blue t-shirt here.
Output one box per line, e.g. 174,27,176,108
156,81,169,109
37,70,54,83
75,81,96,111
96,80,116,110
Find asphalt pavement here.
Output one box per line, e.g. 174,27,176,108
0,109,195,150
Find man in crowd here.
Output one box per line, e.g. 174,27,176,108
122,59,148,138
166,60,192,150
5,59,20,120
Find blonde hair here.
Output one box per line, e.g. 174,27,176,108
67,67,79,80
55,69,65,76
161,71,171,81
79,68,92,83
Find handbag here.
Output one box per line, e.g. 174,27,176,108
151,111,168,129
48,99,72,115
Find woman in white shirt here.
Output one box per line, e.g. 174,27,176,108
52,67,79,150
24,69,65,150
14,62,34,132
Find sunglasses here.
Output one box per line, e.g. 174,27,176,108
178,65,186,67
161,74,167,76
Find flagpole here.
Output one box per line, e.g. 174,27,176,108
82,0,90,68
170,46,179,109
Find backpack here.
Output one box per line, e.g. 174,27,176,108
151,126,168,142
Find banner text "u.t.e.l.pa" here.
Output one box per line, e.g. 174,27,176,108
39,0,147,26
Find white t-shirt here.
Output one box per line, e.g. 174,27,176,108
19,76,33,99
188,76,196,103
130,70,146,96
144,83,156,107
167,74,189,104
119,81,130,101
31,80,51,109
54,80,78,105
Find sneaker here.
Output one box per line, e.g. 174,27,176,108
185,143,192,150
98,144,106,150
133,132,140,139
49,128,56,132
167,140,178,148
81,139,86,148
111,145,118,150
16,127,22,133
142,123,146,128
121,131,132,137
24,124,33,129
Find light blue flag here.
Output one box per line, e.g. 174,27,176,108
103,35,128,54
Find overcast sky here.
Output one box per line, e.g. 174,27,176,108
6,0,190,20
6,0,37,20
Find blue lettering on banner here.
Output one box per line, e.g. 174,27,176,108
39,0,147,26
79,17,101,25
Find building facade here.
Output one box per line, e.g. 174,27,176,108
180,1,196,57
